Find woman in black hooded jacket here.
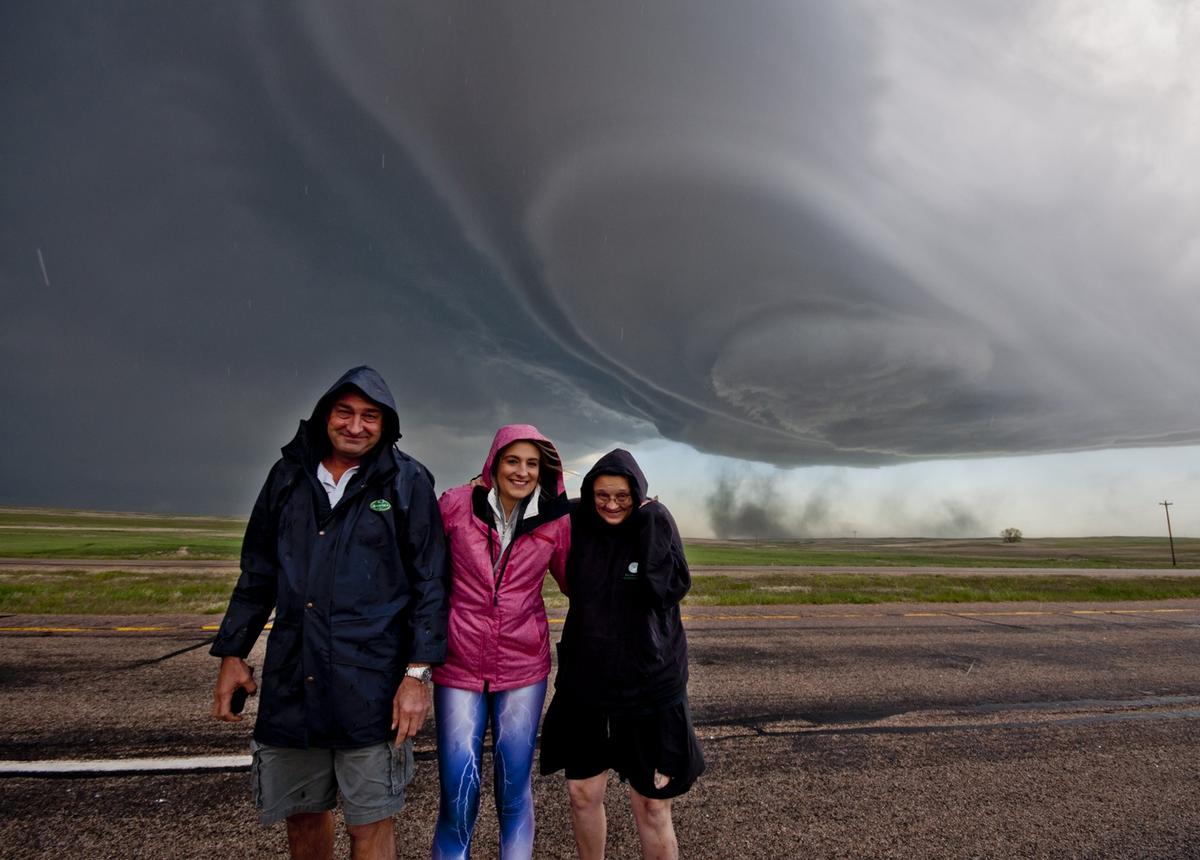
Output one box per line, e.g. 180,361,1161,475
540,449,704,860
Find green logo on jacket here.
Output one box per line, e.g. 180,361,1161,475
369,499,392,513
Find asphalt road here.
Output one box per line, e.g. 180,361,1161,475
3,601,1200,858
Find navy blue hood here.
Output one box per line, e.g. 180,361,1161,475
303,365,401,459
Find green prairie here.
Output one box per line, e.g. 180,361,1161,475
0,507,1196,614
0,508,243,559
4,568,1200,615
0,569,235,615
0,530,243,559
0,509,242,530
1,507,1192,567
684,536,1197,569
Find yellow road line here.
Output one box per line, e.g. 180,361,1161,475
909,608,1193,618
1071,608,1190,615
0,623,271,633
904,610,1054,618
683,614,813,621
956,611,1050,616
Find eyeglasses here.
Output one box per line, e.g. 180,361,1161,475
594,491,632,507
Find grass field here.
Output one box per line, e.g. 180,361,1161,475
0,508,243,559
684,537,1196,569
2,508,1192,567
0,509,243,530
0,570,236,615
0,507,1195,613
5,568,1200,615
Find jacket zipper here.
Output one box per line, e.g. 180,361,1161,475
488,524,520,606
481,494,547,605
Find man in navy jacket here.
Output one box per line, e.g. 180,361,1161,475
211,366,449,859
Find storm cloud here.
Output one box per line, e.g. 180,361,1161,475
304,0,1200,463
2,2,1198,519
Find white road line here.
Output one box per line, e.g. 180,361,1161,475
0,755,250,776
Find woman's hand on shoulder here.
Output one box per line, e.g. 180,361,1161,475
438,482,477,515
440,480,480,499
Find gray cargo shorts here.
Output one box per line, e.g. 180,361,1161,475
250,739,414,826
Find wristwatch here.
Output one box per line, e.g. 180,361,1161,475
404,665,433,684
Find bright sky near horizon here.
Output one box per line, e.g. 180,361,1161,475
2,2,1198,538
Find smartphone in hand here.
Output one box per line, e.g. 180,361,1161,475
230,687,249,715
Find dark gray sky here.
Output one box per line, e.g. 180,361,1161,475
3,2,1198,535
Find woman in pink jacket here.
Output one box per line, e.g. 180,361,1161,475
432,425,571,860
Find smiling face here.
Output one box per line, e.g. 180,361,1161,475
592,474,634,526
325,391,383,461
494,441,541,515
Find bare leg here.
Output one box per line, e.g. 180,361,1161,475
629,787,677,860
567,774,608,860
286,811,334,860
347,817,396,860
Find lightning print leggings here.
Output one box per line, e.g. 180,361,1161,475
431,680,548,860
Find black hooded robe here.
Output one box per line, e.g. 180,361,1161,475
556,449,692,713
543,449,704,796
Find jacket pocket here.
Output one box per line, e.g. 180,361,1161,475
505,610,545,661
330,611,404,671
259,623,302,721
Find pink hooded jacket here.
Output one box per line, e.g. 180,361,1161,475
433,425,571,692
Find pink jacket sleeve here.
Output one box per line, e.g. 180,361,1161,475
548,518,570,596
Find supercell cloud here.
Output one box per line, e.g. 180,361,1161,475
306,0,1200,464
1,1,1198,517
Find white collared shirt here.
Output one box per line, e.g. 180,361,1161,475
317,461,360,508
487,487,540,558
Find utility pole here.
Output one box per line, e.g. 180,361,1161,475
1159,501,1176,567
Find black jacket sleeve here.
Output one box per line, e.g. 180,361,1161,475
637,502,691,609
398,463,450,664
209,462,285,658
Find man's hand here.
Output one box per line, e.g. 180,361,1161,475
211,656,257,722
391,676,432,744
